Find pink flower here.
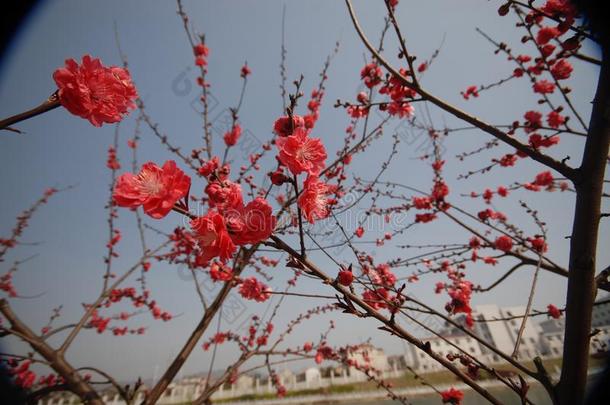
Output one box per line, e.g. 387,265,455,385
347,105,368,118
387,101,414,118
412,196,432,209
224,124,242,146
494,235,513,252
113,160,191,219
269,169,290,186
276,127,327,176
441,388,464,404
356,91,369,104
205,180,243,212
461,85,479,100
240,64,251,78
225,197,277,245
469,237,481,249
551,59,573,80
239,277,271,302
533,80,555,94
361,63,383,88
534,171,554,186
363,288,389,310
484,256,498,265
536,26,560,45
298,175,330,224
338,268,354,286
529,133,560,149
431,181,449,202
547,304,562,319
355,226,365,238
374,263,396,288
541,44,556,57
542,0,576,18
499,154,518,167
190,211,236,263
273,115,305,137
199,156,221,177
529,236,548,253
194,44,209,57
415,213,437,223
547,111,565,128
524,110,542,132
482,188,493,203
209,261,233,282
447,281,473,318
53,55,137,126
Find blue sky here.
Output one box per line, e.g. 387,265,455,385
0,0,606,383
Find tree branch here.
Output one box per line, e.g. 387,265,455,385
344,0,577,180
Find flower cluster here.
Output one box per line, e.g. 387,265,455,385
193,159,276,264
4,359,39,389
113,157,276,265
274,115,334,224
194,42,210,67
411,159,450,224
379,68,417,118
239,277,272,302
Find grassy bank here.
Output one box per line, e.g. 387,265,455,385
213,356,607,403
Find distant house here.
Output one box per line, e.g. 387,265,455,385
347,344,389,379
404,304,544,372
304,367,321,385
235,374,254,391
472,304,543,360
404,299,610,374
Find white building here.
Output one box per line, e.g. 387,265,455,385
539,317,610,357
304,367,321,385
473,305,544,360
234,374,254,391
404,299,610,374
404,304,546,373
538,318,565,358
347,344,389,379
404,332,484,373
591,295,610,327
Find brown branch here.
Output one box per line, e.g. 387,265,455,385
512,253,542,358
176,0,212,158
59,242,169,355
0,299,103,404
344,0,577,181
270,235,504,405
402,296,537,379
0,92,60,131
557,48,610,404
142,246,256,405
384,0,418,87
474,263,526,292
506,0,595,42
